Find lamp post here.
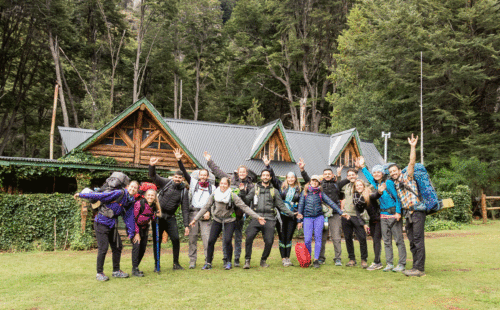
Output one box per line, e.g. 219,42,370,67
381,131,391,163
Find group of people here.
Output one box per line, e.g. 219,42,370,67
75,133,428,281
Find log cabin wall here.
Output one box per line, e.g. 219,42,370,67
85,106,197,169
334,138,360,167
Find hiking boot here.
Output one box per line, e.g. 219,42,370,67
313,260,321,268
404,269,426,277
361,260,368,269
346,260,357,267
366,263,383,271
112,270,129,278
189,262,196,269
173,263,184,271
383,264,394,272
96,273,109,281
201,263,212,270
318,260,325,265
392,264,406,273
243,259,251,269
224,263,232,270
234,260,240,268
132,268,144,277
260,260,269,268
334,259,342,266
154,267,160,274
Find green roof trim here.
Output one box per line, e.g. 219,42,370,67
251,119,296,162
68,98,202,168
330,129,364,166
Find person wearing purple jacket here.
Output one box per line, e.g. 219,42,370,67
75,176,137,282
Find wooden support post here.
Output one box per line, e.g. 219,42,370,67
134,109,144,166
81,200,88,234
481,190,487,224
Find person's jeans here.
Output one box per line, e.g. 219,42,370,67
95,222,122,274
245,219,276,261
132,225,149,269
319,214,342,261
206,221,236,264
381,217,407,266
188,211,212,264
152,216,181,267
342,216,368,261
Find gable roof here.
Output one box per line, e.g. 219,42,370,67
58,100,384,178
248,119,295,161
65,98,202,167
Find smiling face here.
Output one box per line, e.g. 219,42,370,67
145,190,156,204
373,171,384,181
355,180,365,193
172,174,184,184
323,169,333,181
286,174,296,186
347,170,358,183
198,169,208,183
261,171,271,184
310,179,320,187
219,178,229,192
238,167,248,180
389,166,401,181
127,181,139,196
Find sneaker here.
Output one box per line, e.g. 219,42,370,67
243,259,251,269
96,273,109,281
189,262,196,269
313,260,321,268
287,258,294,267
392,264,406,273
234,260,240,268
173,263,184,271
318,260,325,265
346,260,357,267
201,263,212,270
282,258,287,266
334,259,342,266
132,268,144,277
404,269,426,277
383,264,394,272
153,267,160,274
224,263,232,270
260,260,269,268
112,270,129,278
361,260,368,269
366,263,383,271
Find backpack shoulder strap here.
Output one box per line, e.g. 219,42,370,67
270,187,275,199
158,179,173,197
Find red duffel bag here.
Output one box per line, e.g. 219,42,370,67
295,242,311,268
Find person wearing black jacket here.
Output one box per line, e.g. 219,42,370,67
352,179,383,270
299,158,349,266
149,157,190,271
264,155,301,267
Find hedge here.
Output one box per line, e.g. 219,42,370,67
435,185,472,224
0,193,94,251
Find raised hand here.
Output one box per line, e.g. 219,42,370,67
298,158,305,171
150,157,160,166
203,151,211,162
358,156,365,168
378,182,387,194
263,154,270,167
173,148,183,161
408,133,418,147
354,157,361,169
336,164,344,176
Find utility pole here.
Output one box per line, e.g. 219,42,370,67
420,51,424,164
381,131,391,164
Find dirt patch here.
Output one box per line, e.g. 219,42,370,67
441,269,471,272
425,232,480,239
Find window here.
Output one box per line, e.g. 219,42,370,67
258,140,285,161
122,116,136,140
335,147,357,167
146,135,173,150
142,119,156,141
100,132,126,146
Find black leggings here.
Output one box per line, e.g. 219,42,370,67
132,225,149,269
152,216,180,266
369,221,382,264
206,220,236,264
276,215,297,258
95,222,122,274
342,216,368,261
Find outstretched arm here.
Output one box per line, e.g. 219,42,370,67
149,157,169,188
204,151,230,179
407,133,418,179
174,148,191,183
298,158,311,183
263,155,282,190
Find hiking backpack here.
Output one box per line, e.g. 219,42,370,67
400,163,442,214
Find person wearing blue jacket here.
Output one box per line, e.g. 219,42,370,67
358,156,407,273
297,175,349,268
75,175,137,282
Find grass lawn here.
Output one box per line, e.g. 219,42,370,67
1,221,499,309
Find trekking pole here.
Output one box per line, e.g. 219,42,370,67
155,217,160,273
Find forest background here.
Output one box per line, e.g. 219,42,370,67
1,0,499,194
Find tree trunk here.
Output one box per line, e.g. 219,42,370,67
299,86,308,131
179,79,183,119
174,73,178,119
59,58,79,127
194,58,200,121
133,1,145,103
48,32,69,127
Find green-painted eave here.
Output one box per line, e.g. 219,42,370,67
250,120,296,162
330,129,364,166
0,158,173,173
66,97,202,168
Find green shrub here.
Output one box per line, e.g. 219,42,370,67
424,217,463,232
0,193,95,251
436,185,472,223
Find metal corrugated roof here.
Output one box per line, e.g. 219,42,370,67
57,116,384,178
329,128,355,164
248,120,278,158
58,127,96,153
